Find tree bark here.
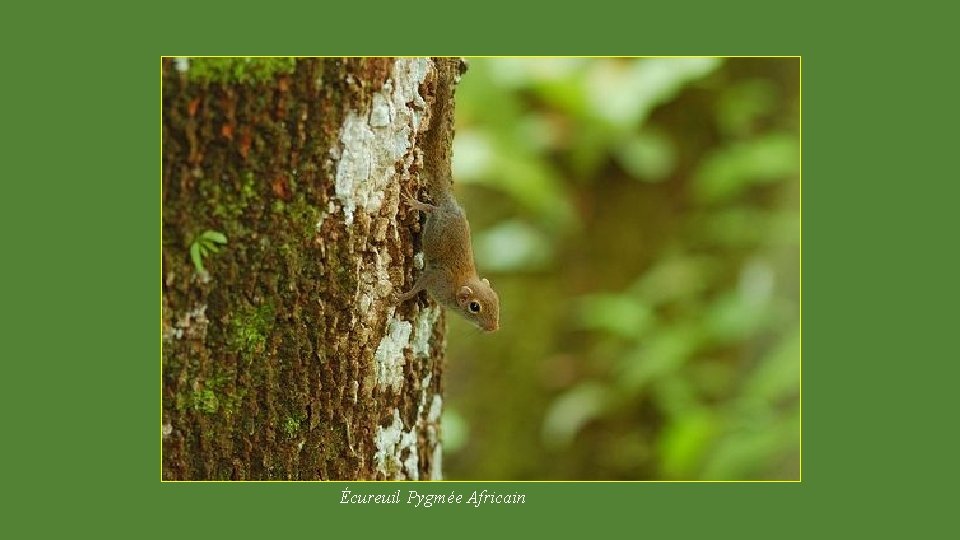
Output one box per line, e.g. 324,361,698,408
162,57,458,480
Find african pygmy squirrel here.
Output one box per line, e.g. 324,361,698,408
395,58,500,332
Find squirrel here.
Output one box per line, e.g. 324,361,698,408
395,58,500,332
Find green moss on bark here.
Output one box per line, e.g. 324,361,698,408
184,57,297,84
229,301,275,354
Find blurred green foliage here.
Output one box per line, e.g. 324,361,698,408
444,58,800,480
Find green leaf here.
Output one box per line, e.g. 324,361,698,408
659,409,717,478
618,324,701,390
475,220,553,272
202,230,228,244
743,325,801,402
189,242,204,273
693,133,800,203
616,129,676,182
576,294,653,339
542,382,610,448
584,57,721,131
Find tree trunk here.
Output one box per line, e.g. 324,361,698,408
162,57,458,480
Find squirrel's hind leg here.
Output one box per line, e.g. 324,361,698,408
394,275,427,303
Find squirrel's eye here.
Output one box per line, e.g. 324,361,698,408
468,301,481,313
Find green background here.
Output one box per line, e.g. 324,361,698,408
6,1,952,536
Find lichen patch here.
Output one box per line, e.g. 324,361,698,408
373,314,412,392
332,58,431,225
427,394,443,424
163,303,209,342
374,408,420,479
411,305,441,360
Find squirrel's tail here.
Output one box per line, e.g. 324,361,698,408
420,57,465,202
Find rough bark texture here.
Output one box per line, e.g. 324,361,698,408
162,57,460,480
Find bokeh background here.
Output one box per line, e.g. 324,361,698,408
443,57,800,480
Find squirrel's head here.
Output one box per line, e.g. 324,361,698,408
456,278,499,332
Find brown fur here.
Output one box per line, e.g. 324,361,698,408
396,58,500,332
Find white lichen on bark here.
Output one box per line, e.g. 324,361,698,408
163,303,209,342
371,319,445,479
331,58,430,225
373,303,440,392
373,313,412,392
428,394,443,424
374,408,420,480
411,305,440,360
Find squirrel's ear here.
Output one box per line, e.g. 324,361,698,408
457,285,473,304
481,278,490,287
